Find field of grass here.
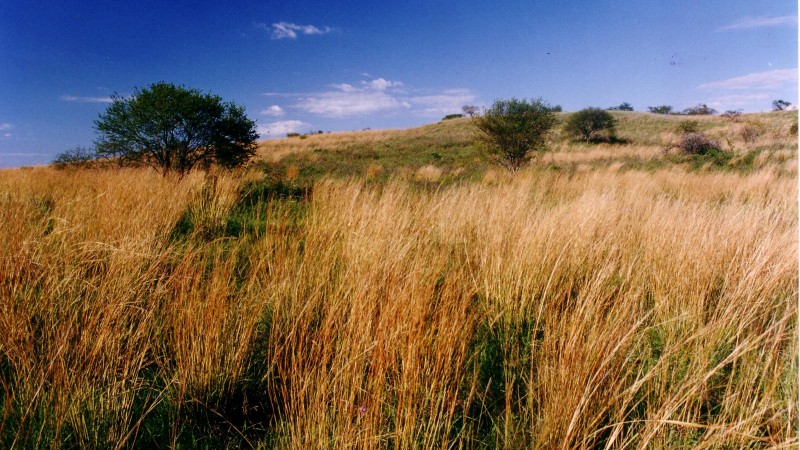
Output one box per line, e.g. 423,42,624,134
0,111,797,448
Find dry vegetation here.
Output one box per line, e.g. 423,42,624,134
0,111,797,448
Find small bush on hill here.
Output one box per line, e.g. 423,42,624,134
678,132,721,155
648,105,673,114
564,107,617,142
607,102,634,111
51,146,97,169
772,99,791,111
739,121,766,143
286,132,301,138
462,105,480,117
682,104,717,115
442,113,464,121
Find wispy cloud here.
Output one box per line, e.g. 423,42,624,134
255,21,333,40
697,68,798,91
60,95,113,103
261,105,285,116
257,120,311,137
0,123,12,131
717,15,797,31
290,77,475,118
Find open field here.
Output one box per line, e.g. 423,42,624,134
1,111,797,448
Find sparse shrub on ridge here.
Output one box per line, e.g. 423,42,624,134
564,107,617,142
648,105,673,114
682,103,717,115
51,146,97,169
607,102,634,111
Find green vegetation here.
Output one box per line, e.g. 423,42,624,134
94,82,258,176
564,107,618,142
648,105,673,114
473,98,559,172
10,108,798,448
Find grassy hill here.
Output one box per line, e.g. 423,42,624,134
0,111,797,448
255,111,797,184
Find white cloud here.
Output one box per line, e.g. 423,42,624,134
697,69,798,91
60,95,113,103
365,78,403,91
705,93,772,111
717,15,797,31
291,77,474,118
261,105,285,116
0,123,12,131
267,22,333,40
3,133,10,138
408,89,477,116
258,120,311,137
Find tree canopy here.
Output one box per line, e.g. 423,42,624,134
94,82,258,175
473,98,559,172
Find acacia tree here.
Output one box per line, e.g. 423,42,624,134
95,82,258,176
473,98,558,172
564,107,617,142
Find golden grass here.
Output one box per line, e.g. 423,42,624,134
0,115,797,448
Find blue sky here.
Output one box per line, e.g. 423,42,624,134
0,0,796,167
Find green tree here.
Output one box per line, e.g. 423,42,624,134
564,107,617,142
607,102,634,111
473,98,559,172
648,105,673,115
682,103,717,115
95,82,258,176
772,99,791,111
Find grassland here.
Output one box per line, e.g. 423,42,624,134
0,111,797,448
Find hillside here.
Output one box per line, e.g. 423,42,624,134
0,110,797,448
256,111,797,184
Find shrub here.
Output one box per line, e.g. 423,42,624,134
739,121,766,144
676,120,700,134
286,132,301,138
51,146,97,169
772,99,791,111
721,110,742,120
678,132,721,155
607,102,634,111
442,113,464,121
682,104,717,115
462,105,480,117
564,107,617,142
473,98,559,172
648,105,673,114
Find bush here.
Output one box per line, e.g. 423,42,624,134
682,104,717,115
51,146,97,169
607,102,634,111
462,105,480,117
95,82,258,176
678,132,721,155
772,99,791,111
286,132,301,138
473,98,559,172
739,121,766,143
564,107,617,142
676,120,700,134
648,105,673,115
442,113,464,121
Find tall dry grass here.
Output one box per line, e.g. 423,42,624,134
0,162,796,448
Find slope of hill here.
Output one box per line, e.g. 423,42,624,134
256,111,797,184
